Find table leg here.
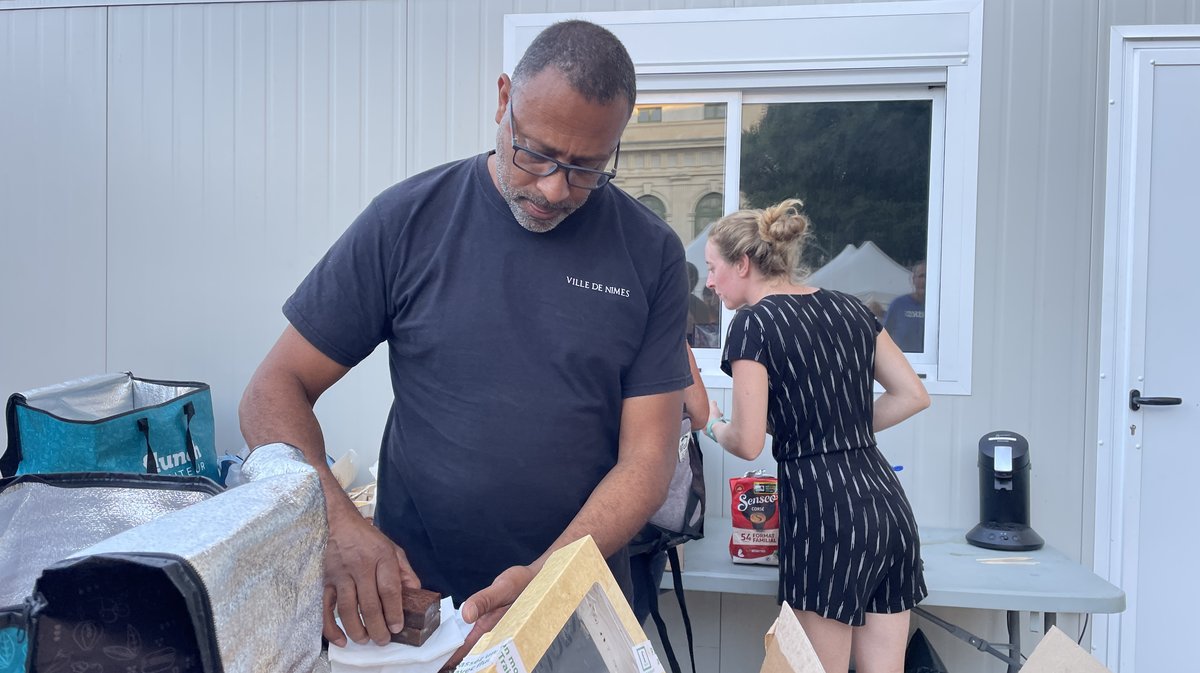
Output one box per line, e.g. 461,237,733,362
1007,610,1021,673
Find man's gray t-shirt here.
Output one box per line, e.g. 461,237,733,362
284,153,691,602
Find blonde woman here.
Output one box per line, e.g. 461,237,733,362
703,199,930,673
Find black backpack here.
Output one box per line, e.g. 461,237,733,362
629,422,706,673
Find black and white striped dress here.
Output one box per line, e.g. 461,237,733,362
721,289,926,626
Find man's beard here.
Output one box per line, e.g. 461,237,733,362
495,149,586,234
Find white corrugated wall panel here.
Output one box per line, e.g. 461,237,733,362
1107,0,1200,23
970,0,1103,562
103,0,407,458
0,8,107,438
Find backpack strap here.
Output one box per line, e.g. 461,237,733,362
667,546,698,673
646,582,682,673
646,547,699,673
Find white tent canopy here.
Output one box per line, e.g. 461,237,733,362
683,224,713,287
805,240,914,307
684,232,913,308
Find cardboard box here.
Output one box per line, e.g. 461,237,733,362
759,601,825,673
1021,626,1113,673
456,536,663,673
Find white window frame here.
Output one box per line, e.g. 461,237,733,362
506,0,983,395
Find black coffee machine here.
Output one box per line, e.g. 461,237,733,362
965,430,1044,551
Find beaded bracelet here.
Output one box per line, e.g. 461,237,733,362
704,417,728,442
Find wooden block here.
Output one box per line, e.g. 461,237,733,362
388,587,441,646
391,610,441,646
401,587,442,630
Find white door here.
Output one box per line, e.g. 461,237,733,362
1097,31,1200,672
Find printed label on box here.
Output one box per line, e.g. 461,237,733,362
456,638,527,673
633,640,665,673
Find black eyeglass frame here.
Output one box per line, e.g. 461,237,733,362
507,100,620,190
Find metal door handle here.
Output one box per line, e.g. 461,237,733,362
1129,389,1184,411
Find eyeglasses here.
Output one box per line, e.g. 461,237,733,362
508,100,619,190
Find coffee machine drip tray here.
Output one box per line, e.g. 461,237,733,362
965,521,1045,552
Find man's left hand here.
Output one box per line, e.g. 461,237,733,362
441,564,536,670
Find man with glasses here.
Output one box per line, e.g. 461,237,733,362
239,19,690,664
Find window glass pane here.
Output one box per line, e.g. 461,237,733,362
637,194,667,220
636,106,662,123
616,102,726,349
740,100,932,353
693,192,723,239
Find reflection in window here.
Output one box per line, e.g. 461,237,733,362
686,261,721,349
612,102,726,349
689,193,723,347
693,192,723,239
881,260,926,353
636,106,662,123
637,194,667,221
740,100,932,352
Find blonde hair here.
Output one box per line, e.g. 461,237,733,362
708,198,812,281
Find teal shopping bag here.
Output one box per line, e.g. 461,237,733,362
0,613,25,673
2,373,218,480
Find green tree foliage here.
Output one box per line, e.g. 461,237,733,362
740,100,932,270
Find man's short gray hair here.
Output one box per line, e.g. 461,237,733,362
512,20,636,111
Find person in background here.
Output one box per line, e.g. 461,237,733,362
239,20,690,666
865,299,887,322
686,261,720,348
702,199,930,673
883,260,927,352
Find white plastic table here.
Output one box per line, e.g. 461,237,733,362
662,526,1125,671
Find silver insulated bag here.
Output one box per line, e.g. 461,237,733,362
0,443,326,672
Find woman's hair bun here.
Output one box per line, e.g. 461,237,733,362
757,198,807,245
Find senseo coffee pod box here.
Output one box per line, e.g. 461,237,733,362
730,472,780,565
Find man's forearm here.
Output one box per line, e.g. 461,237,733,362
548,460,670,565
531,391,681,570
239,372,359,520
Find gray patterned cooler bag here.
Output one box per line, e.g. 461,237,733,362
0,444,326,673
0,472,223,673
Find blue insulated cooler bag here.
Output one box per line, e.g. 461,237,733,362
2,373,218,481
0,606,23,673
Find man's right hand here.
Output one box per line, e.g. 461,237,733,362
323,510,422,646
237,328,419,646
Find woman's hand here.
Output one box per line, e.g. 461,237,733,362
709,400,725,423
